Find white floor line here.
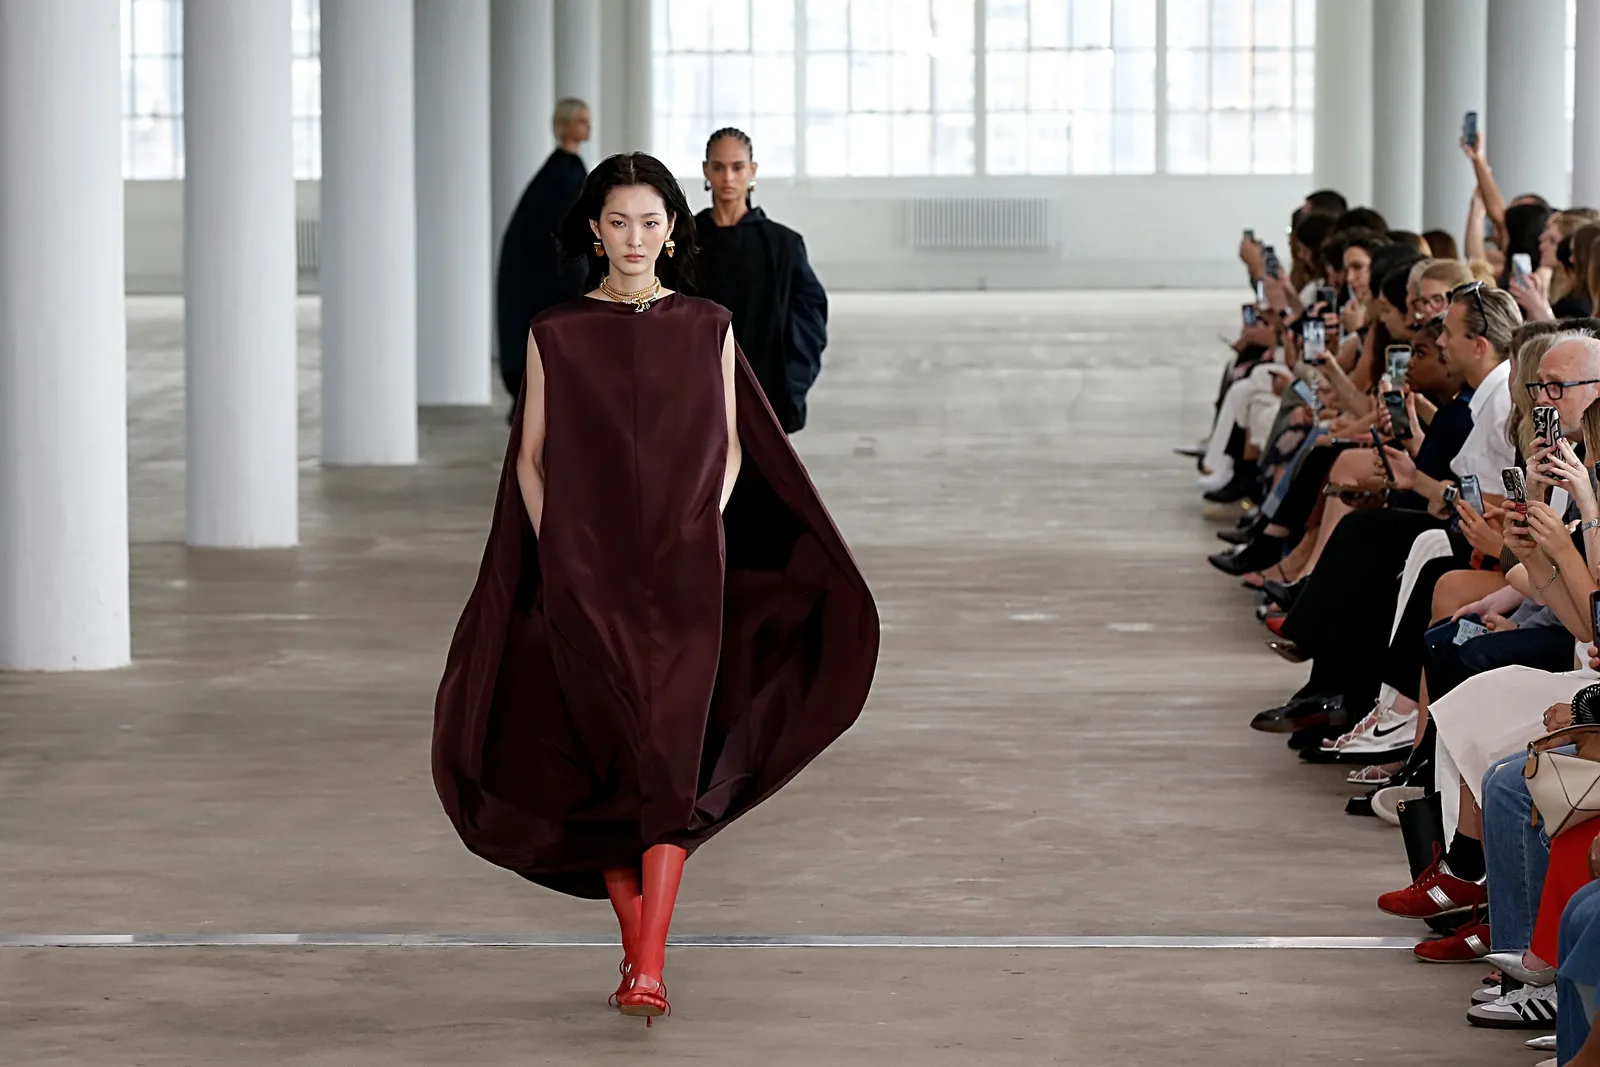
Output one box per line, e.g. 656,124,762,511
0,934,1419,950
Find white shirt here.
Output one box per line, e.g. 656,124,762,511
1450,357,1516,485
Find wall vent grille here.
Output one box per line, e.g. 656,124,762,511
907,198,1052,251
295,217,320,274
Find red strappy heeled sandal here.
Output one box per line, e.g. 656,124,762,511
617,972,670,1025
608,959,633,1009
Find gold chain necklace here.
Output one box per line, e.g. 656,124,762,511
598,274,663,313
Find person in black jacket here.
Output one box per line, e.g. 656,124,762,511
693,128,827,434
495,98,591,417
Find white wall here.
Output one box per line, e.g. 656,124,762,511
125,173,1305,293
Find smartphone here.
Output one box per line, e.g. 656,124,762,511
1315,285,1338,311
1454,618,1490,645
1255,279,1267,306
1242,303,1260,327
1502,465,1529,505
1263,245,1282,279
1591,590,1600,645
1302,318,1327,361
1291,379,1321,410
1533,405,1563,449
1460,474,1484,514
1385,345,1413,389
1464,110,1479,148
1384,389,1413,440
1243,228,1256,242
1513,252,1534,283
1371,427,1396,482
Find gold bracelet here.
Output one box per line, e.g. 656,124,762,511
1535,564,1562,593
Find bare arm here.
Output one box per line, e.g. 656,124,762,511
720,327,742,512
1465,139,1510,250
516,330,547,536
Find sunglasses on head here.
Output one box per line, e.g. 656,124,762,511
1450,281,1490,336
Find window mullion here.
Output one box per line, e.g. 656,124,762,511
795,0,808,178
974,0,987,175
1155,0,1169,173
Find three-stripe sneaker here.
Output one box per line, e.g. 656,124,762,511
1377,859,1488,918
1467,981,1557,1029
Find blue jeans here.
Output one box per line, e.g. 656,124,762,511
1559,880,1600,1061
1483,751,1552,953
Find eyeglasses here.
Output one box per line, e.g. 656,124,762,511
1450,281,1490,336
1527,380,1600,401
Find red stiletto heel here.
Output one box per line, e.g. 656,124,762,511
617,973,670,1023
608,959,633,1009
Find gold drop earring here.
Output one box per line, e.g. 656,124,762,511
664,240,676,258
593,241,604,257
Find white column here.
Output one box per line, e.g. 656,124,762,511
1487,0,1569,206
416,0,492,406
1422,0,1487,232
184,0,299,547
1312,0,1373,206
321,0,417,465
1572,0,1600,206
0,0,129,670
1370,0,1424,230
555,0,602,165
492,0,554,245
622,0,653,153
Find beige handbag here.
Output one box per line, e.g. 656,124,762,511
1524,726,1600,836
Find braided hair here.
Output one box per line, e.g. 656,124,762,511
705,127,755,206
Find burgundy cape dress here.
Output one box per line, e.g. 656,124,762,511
431,293,879,899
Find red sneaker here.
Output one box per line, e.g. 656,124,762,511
1378,861,1487,918
1413,916,1490,963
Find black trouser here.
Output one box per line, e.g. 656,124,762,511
1271,444,1351,536
1380,554,1469,701
1423,623,1580,701
1281,508,1446,710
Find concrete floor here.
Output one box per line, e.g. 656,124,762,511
0,292,1537,1063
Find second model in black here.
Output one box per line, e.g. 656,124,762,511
694,128,828,434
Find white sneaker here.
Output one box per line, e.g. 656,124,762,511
1335,705,1418,758
1322,701,1385,750
1472,983,1501,1004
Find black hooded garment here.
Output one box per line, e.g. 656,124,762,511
496,149,588,400
693,206,828,433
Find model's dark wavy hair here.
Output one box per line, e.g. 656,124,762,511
558,152,697,291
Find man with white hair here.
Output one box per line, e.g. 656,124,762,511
495,98,592,418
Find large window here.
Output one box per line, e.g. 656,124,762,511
292,0,321,180
1164,0,1315,175
120,0,323,180
122,0,184,179
803,0,976,177
651,0,798,178
986,0,1156,175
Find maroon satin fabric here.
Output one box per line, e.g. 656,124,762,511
431,293,879,899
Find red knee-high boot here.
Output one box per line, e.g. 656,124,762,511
602,866,642,1008
617,843,686,1023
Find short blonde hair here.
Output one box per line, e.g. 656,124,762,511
552,97,588,136
1421,259,1475,290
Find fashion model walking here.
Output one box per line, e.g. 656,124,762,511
432,153,879,1023
693,128,829,433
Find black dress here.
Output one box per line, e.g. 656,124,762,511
693,207,828,433
495,149,588,401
